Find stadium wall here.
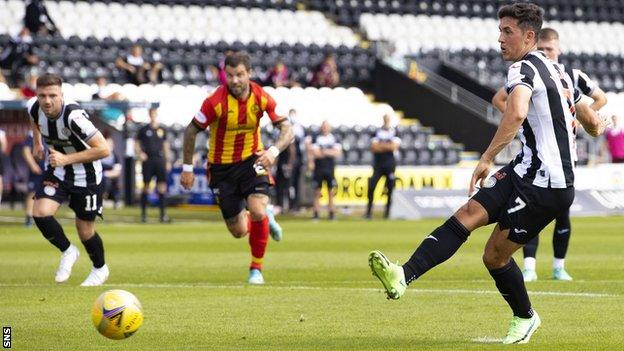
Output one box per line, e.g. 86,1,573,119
372,61,497,153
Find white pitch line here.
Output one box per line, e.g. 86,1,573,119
471,336,504,343
0,282,617,298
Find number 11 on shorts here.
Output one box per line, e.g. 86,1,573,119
85,194,97,211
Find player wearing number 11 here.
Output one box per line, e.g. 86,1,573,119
27,74,111,286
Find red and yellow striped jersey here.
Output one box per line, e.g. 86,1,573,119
192,82,284,164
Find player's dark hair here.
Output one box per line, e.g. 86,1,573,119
36,73,63,88
224,52,251,71
538,27,559,41
498,2,544,39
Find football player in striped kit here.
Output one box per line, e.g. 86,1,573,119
180,52,293,285
367,3,612,344
491,27,607,282
28,74,110,286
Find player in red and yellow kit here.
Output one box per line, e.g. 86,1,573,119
180,52,294,284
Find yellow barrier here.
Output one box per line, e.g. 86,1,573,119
318,166,454,205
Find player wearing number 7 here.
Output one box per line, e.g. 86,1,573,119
367,3,612,344
27,74,111,286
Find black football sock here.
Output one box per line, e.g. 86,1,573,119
82,232,105,268
553,216,571,259
140,192,148,217
488,258,533,319
402,216,470,284
158,192,166,219
523,235,539,258
34,216,71,252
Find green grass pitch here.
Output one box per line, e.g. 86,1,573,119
1,208,623,350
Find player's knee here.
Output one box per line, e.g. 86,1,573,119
32,206,53,217
482,249,507,269
248,208,265,222
229,227,247,238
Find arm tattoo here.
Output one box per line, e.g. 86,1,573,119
183,122,201,165
274,120,294,152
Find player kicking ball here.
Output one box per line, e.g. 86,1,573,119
368,3,612,344
181,52,293,284
28,74,110,286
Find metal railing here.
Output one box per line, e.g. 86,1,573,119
389,57,502,125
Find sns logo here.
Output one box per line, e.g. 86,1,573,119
3,326,11,349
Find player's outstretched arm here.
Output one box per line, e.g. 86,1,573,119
180,121,202,190
49,132,109,167
575,100,611,137
469,85,530,195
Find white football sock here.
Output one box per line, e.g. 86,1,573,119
524,257,536,271
553,258,565,270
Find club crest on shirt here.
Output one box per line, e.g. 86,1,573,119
61,127,71,137
251,104,260,114
157,128,164,138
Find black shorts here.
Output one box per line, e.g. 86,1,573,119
472,164,575,245
34,171,103,221
28,173,44,192
208,155,272,219
142,158,167,184
312,168,336,190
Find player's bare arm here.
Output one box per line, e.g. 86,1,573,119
589,86,607,111
180,121,202,190
470,85,531,194
30,121,45,161
492,87,508,113
255,119,294,170
48,132,110,168
575,100,611,137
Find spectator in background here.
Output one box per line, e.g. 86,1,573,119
266,59,290,87
101,134,122,208
606,114,624,163
365,114,401,219
19,72,38,98
311,54,340,88
115,44,162,85
136,108,172,223
308,120,342,220
24,0,58,35
0,28,38,86
92,76,124,101
22,130,46,226
274,109,304,212
289,109,306,212
204,64,220,86
217,50,234,86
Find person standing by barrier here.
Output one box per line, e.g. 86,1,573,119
136,108,172,223
365,114,401,219
309,120,342,220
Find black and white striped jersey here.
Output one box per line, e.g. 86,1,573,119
562,65,597,97
505,51,581,189
27,98,103,187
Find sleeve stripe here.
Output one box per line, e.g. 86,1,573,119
506,82,534,94
520,62,535,82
